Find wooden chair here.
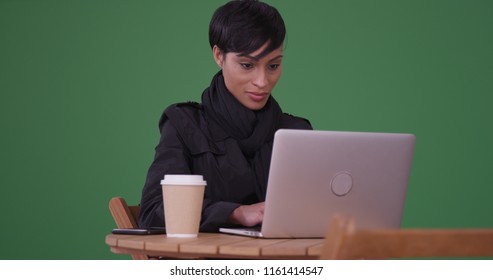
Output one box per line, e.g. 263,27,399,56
320,215,493,260
108,196,148,260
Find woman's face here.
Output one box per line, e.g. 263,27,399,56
213,43,283,110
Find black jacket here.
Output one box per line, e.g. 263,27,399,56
138,101,312,232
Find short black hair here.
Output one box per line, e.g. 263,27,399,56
209,0,286,59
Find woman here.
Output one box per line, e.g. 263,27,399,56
138,0,312,232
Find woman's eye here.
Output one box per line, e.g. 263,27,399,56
240,63,253,70
269,64,280,70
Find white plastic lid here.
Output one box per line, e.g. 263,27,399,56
160,174,207,186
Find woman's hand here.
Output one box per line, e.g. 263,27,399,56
229,202,265,227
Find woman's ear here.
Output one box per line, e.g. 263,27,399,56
212,45,223,68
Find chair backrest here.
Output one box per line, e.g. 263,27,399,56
109,196,140,229
320,215,493,259
108,196,147,260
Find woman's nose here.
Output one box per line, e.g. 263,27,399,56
252,70,268,89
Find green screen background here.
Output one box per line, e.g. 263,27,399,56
1,0,492,259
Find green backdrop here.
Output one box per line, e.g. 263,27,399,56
1,0,492,259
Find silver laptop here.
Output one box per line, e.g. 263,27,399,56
219,129,416,238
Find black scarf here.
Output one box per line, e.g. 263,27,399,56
201,71,283,199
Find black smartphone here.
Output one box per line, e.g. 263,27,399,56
112,227,166,235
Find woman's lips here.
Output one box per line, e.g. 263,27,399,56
246,91,269,102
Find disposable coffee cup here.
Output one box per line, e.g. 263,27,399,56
161,175,206,238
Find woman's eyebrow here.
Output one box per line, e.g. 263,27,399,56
268,55,283,62
237,54,283,62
